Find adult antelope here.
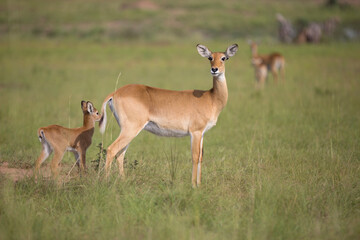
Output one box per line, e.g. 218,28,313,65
249,41,285,84
99,44,238,187
35,101,102,178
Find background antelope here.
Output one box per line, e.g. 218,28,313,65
249,41,285,84
251,57,268,89
35,101,102,178
99,44,238,187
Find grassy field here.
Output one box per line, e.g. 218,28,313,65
0,39,359,240
1,0,360,239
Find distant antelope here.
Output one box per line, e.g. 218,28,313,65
251,57,268,89
249,41,285,84
99,44,238,187
35,101,102,178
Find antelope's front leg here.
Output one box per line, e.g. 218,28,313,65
191,131,203,187
79,151,87,173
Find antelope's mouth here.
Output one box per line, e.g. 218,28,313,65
211,71,221,76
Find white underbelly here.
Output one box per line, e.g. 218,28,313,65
144,121,189,137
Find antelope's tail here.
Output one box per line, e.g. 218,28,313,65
37,128,45,142
99,95,112,134
99,93,120,134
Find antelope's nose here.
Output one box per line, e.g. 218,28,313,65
211,67,218,73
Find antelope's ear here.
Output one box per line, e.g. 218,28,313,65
81,100,87,110
247,39,252,45
196,44,212,58
87,101,94,114
225,44,238,59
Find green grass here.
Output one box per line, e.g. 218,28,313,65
0,1,360,239
0,39,359,239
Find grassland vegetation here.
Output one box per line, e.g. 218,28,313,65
0,0,359,239
0,39,359,240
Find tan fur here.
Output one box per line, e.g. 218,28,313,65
35,101,102,178
250,42,285,84
100,44,238,187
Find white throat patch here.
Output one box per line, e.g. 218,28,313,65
215,73,226,81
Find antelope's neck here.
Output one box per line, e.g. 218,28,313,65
252,47,258,57
83,115,95,130
211,74,228,112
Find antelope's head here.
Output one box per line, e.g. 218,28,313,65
197,44,238,78
81,100,102,122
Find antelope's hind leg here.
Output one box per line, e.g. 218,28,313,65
271,67,279,84
116,145,129,178
280,61,285,82
50,148,66,179
35,139,53,176
105,124,144,178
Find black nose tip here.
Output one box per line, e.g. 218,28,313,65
211,68,218,73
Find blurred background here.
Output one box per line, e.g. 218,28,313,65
1,0,359,43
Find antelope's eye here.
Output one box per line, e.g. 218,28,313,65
96,112,99,115
221,57,226,61
208,57,213,61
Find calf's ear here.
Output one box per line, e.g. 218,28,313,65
87,101,94,114
81,100,87,110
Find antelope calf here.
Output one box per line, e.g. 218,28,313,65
35,101,102,178
249,41,285,84
99,44,238,187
